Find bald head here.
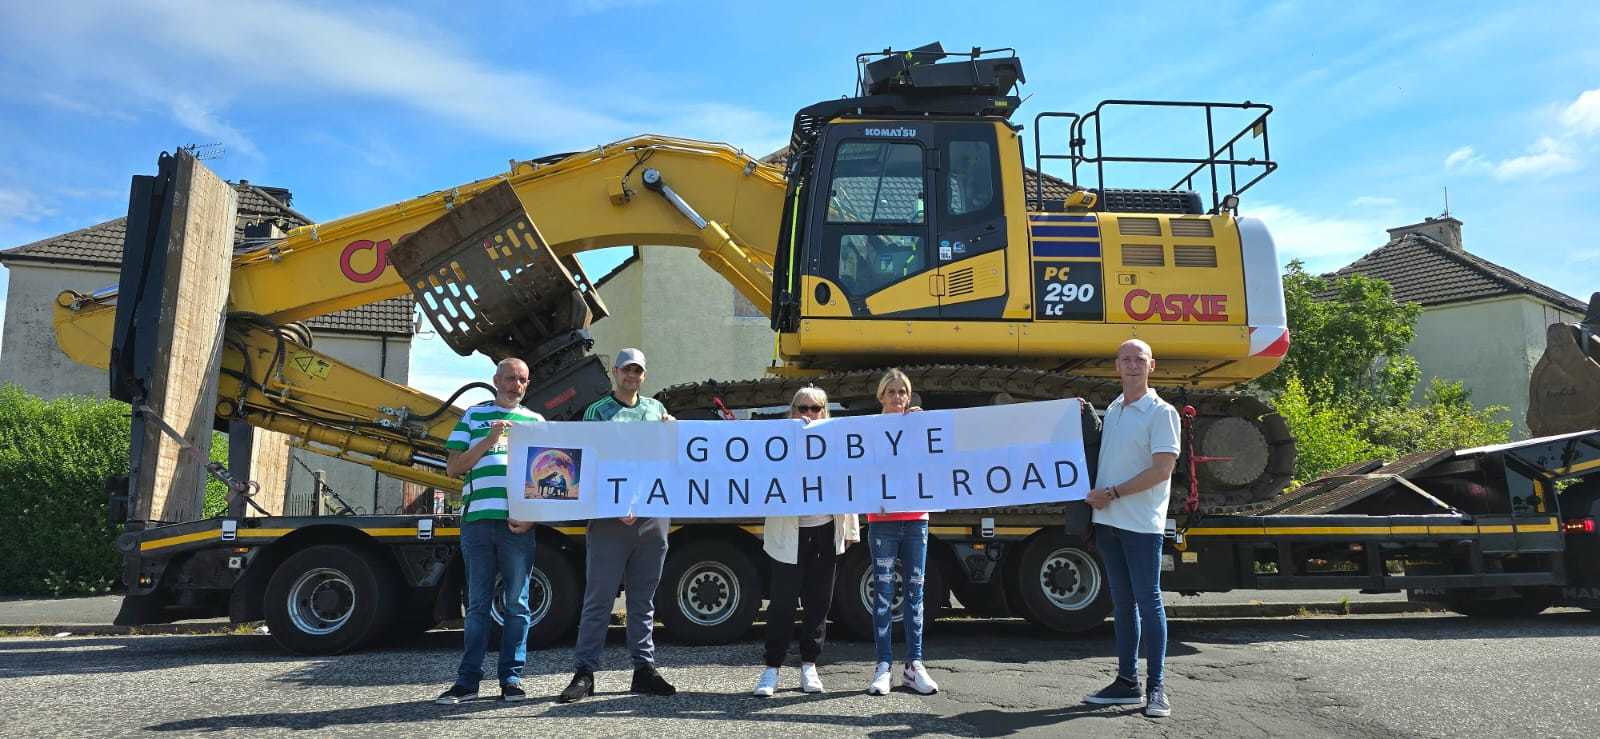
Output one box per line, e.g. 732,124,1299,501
496,357,529,377
1118,339,1153,359
493,358,531,407
1115,339,1155,391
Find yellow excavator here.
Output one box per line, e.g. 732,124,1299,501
54,43,1292,512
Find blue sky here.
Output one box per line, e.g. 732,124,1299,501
2,0,1597,401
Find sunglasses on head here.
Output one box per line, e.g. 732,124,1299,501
793,404,824,413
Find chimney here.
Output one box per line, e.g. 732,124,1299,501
1386,215,1463,250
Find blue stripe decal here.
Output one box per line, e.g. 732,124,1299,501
1029,225,1101,238
1032,241,1102,258
1028,214,1098,223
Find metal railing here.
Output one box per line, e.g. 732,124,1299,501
1032,99,1276,214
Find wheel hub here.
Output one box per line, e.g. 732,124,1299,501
287,567,357,636
1038,549,1100,611
678,562,739,626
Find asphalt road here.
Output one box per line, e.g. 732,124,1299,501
0,588,1409,628
3,611,1596,738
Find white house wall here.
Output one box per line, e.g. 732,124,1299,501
1408,295,1581,438
0,262,122,397
588,247,775,406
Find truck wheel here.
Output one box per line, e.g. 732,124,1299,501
1446,587,1555,618
475,551,584,649
830,544,947,641
658,539,762,645
1013,529,1112,632
264,545,400,655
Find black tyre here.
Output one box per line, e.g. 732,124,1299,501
830,542,947,641
263,544,401,655
1012,528,1112,633
1446,587,1555,618
657,539,762,645
473,550,584,649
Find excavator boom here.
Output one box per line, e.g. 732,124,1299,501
55,136,787,369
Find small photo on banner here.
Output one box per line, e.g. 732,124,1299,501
524,447,584,501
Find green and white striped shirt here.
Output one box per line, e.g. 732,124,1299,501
446,402,545,522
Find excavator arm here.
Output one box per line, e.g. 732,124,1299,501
54,135,788,369
51,137,787,510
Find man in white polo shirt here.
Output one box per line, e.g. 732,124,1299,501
1081,338,1180,718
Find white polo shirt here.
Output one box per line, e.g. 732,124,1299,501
1091,389,1182,535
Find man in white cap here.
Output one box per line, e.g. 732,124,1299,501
560,348,677,703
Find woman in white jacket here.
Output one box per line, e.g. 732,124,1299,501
752,386,860,696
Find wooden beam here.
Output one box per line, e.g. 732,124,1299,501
132,151,237,523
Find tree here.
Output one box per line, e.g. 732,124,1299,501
1272,376,1376,483
1252,260,1422,412
1361,379,1512,461
1253,263,1511,483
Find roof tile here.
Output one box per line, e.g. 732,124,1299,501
1326,233,1586,312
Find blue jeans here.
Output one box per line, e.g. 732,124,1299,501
868,519,928,665
457,519,537,687
1095,523,1166,688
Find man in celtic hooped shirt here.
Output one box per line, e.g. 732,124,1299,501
434,358,544,706
560,347,678,703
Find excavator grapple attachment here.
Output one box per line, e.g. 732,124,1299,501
1528,292,1600,437
388,181,613,419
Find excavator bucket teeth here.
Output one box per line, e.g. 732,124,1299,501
1528,321,1600,437
387,181,606,358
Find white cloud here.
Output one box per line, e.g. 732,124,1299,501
1447,87,1600,182
1349,195,1398,208
562,0,661,14
40,92,136,122
0,2,783,156
1246,203,1388,272
1560,88,1600,137
0,188,57,225
170,96,263,161
1444,145,1485,171
1492,136,1579,180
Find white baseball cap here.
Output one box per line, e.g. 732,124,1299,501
614,347,647,371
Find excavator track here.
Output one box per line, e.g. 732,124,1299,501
657,364,1295,513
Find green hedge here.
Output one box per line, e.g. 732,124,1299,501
0,385,130,595
0,385,231,596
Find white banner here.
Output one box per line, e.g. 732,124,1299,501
504,399,1088,522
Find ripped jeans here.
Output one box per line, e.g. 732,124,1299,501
868,519,928,665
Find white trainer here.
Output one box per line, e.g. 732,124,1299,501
866,662,892,695
902,660,939,695
800,662,824,693
752,667,780,697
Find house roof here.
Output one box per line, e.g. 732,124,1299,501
1,182,415,337
1327,233,1587,313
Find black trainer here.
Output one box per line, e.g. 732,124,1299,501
558,671,595,703
1083,675,1142,705
501,682,527,702
434,684,478,705
631,664,677,696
